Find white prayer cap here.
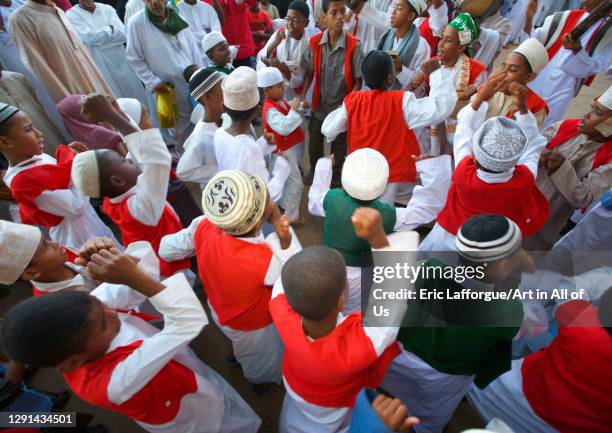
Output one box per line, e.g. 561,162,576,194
202,31,227,55
406,0,426,14
0,220,42,285
71,150,101,198
117,98,142,124
272,18,286,31
599,86,612,110
456,214,522,263
222,66,260,111
473,116,527,173
202,170,268,236
513,38,548,74
257,67,284,88
341,148,389,201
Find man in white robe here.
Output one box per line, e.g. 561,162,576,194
523,0,612,127
177,0,221,47
66,0,148,103
126,0,204,146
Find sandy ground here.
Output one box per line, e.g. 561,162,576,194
0,47,608,433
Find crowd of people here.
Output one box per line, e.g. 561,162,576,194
0,0,610,432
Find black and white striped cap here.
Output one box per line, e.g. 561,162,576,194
455,214,522,263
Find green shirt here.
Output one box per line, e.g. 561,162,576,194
210,65,233,75
398,259,524,388
322,189,396,267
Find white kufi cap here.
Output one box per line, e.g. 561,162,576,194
341,148,389,201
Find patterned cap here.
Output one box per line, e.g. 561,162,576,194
599,85,612,110
202,170,268,236
342,148,389,201
222,66,260,111
473,116,527,172
0,220,42,285
71,150,101,198
449,12,478,46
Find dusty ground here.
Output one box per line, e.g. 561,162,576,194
0,47,608,433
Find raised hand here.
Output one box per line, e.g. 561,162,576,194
561,33,582,53
508,81,529,114
75,237,118,266
67,141,89,154
421,59,441,76
372,394,420,432
80,93,117,124
274,214,292,250
351,207,389,249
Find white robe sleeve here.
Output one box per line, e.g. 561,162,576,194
358,2,389,33
66,11,114,46
307,156,333,217
394,155,452,231
106,273,207,405
514,110,547,178
321,103,348,142
427,2,448,37
265,107,303,137
33,189,90,218
262,227,303,285
560,45,612,78
126,19,163,90
402,68,457,130
124,129,172,226
158,216,205,262
453,101,488,166
176,130,218,185
397,38,430,88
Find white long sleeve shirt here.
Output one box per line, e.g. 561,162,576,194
265,103,304,137
177,114,231,189
453,101,547,183
176,1,221,45
213,127,291,203
308,155,452,231
108,128,172,227
321,67,458,142
159,215,303,285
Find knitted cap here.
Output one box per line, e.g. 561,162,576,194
473,116,527,172
342,148,389,201
456,214,522,263
202,170,268,235
71,150,101,198
0,221,42,285
222,66,260,111
513,38,548,74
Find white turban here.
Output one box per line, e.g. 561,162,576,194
202,170,268,236
202,31,227,55
342,148,389,201
599,85,612,110
406,0,426,15
222,66,260,111
71,150,101,198
117,98,142,124
473,117,527,173
513,38,549,74
257,67,284,88
0,220,42,285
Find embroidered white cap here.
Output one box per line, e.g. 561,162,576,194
0,220,42,285
473,116,528,173
257,67,284,88
222,66,260,111
71,150,101,198
341,148,389,201
599,85,612,110
202,31,227,55
513,38,549,74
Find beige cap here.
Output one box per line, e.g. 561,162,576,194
0,220,42,285
513,38,549,74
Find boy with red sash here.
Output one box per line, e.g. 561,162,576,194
70,95,192,280
270,211,418,432
0,242,261,433
472,38,549,128
525,86,612,250
298,0,365,185
321,50,456,204
0,102,118,250
420,78,549,252
258,66,306,223
428,12,487,155
468,287,612,433
159,170,302,390
523,0,612,127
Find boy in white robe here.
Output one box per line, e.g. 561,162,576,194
0,240,261,433
213,66,291,204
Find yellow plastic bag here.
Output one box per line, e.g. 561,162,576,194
156,85,178,128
